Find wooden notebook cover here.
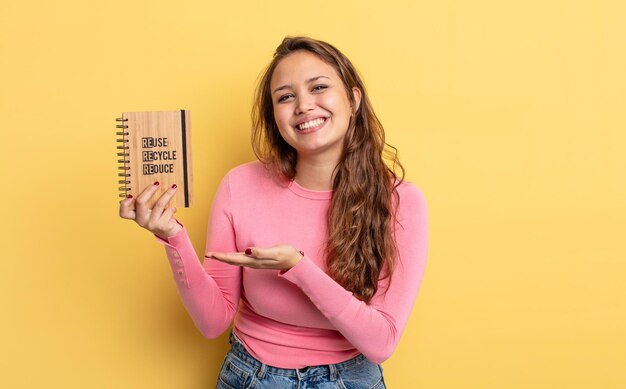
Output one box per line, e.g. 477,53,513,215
118,110,193,208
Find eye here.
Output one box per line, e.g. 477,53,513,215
312,84,328,92
277,94,294,103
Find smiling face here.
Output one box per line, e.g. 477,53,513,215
269,50,361,162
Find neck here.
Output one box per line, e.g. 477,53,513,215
294,153,339,191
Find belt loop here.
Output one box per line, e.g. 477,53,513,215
256,363,267,380
329,363,338,381
228,330,234,345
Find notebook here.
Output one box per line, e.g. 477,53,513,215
116,110,193,208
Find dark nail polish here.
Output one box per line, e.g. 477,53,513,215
154,181,160,186
245,248,252,255
172,184,177,189
127,194,133,199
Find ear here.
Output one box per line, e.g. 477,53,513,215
351,86,362,114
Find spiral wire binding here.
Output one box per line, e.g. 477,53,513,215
116,117,130,197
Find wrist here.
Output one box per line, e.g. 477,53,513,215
290,250,304,268
160,222,182,239
166,224,182,238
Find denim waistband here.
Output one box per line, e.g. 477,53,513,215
228,330,368,379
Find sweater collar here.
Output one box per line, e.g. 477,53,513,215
287,180,333,200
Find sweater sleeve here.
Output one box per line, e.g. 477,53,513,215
278,184,428,364
154,173,241,339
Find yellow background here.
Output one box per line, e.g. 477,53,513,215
1,0,624,387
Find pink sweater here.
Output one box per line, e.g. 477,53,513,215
155,161,428,368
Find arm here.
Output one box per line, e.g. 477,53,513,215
155,174,241,339
278,185,428,363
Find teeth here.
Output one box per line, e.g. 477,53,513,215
298,118,325,130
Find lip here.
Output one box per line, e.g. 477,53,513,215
295,117,327,134
293,116,328,128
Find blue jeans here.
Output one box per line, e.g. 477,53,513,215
216,331,386,388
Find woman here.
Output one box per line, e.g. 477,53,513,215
119,36,428,388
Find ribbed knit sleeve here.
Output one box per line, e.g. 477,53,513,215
154,173,242,339
278,184,428,364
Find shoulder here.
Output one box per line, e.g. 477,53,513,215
221,160,281,194
393,179,428,220
224,160,271,182
395,179,426,206
225,160,267,177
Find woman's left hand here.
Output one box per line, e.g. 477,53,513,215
206,245,304,271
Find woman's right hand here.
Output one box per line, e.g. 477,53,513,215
119,181,182,238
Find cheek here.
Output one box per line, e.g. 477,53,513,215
273,106,289,128
272,108,293,142
321,93,350,117
321,94,339,108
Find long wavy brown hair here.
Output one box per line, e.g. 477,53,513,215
251,36,404,303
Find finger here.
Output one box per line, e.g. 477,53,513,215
208,252,243,265
119,196,136,220
158,206,176,226
215,258,276,269
150,184,178,223
135,181,163,214
245,246,277,260
208,252,266,268
207,252,247,262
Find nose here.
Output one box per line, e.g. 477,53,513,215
295,94,315,115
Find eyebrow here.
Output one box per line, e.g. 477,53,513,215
272,76,330,94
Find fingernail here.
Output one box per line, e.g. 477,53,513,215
245,248,252,255
127,194,133,199
154,181,160,186
172,184,177,189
